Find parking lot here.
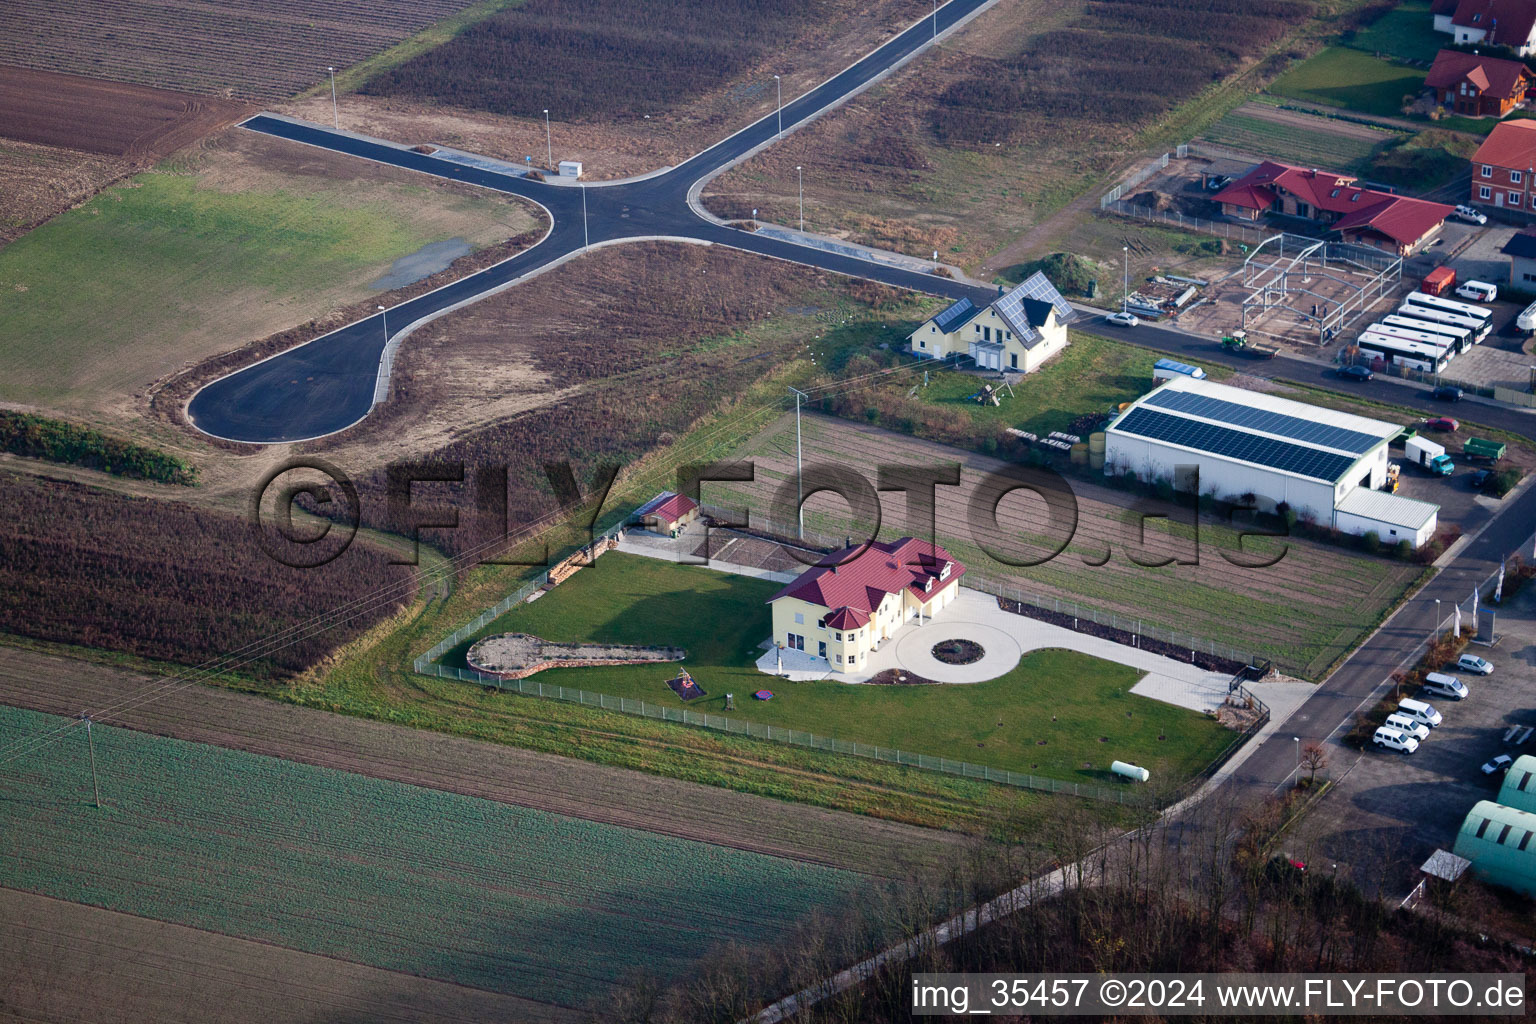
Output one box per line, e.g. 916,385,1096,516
1293,582,1536,900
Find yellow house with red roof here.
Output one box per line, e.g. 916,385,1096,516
768,538,964,673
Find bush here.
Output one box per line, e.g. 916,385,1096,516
1007,253,1097,296
1361,530,1381,554
1396,539,1413,561
0,412,196,485
1488,467,1522,498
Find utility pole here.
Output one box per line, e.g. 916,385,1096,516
582,184,589,249
797,165,804,232
328,67,339,129
1122,245,1130,313
774,75,783,138
788,386,809,539
543,109,552,170
81,714,100,809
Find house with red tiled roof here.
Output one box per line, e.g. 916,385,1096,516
1211,161,1452,256
1424,48,1533,116
1471,118,1536,213
768,537,963,673
1436,0,1536,55
632,491,700,536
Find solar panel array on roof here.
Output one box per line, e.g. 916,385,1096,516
1009,271,1075,320
1145,389,1384,454
993,271,1073,343
932,297,977,334
1114,408,1358,482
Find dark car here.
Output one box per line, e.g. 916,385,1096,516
1471,468,1493,490
1338,365,1374,382
1431,385,1463,402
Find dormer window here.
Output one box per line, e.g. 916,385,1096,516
1350,193,1361,202
1330,189,1340,197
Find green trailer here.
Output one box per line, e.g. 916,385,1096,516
1465,438,1507,462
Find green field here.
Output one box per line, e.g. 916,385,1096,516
442,553,1234,786
1268,47,1427,118
1203,111,1396,171
0,160,532,411
0,704,867,1009
1343,0,1442,64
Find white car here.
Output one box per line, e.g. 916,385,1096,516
1373,726,1420,754
1383,713,1431,742
1483,754,1514,776
1106,311,1140,327
1453,205,1488,226
1457,654,1494,676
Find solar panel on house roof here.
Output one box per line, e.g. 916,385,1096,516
1113,408,1357,483
995,272,1074,331
932,297,976,333
1144,389,1383,454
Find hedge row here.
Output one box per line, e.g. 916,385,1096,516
0,412,197,485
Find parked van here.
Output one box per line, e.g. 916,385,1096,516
1455,280,1498,303
1398,697,1443,728
1383,713,1431,742
1457,653,1494,675
1373,726,1420,753
1423,672,1469,701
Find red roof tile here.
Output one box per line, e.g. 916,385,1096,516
1451,0,1536,47
1425,49,1532,98
1209,160,1451,246
1474,117,1536,168
822,606,870,629
769,537,964,612
635,491,698,524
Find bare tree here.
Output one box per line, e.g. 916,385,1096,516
1300,742,1329,787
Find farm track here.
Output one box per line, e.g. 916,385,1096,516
0,647,961,876
0,888,579,1024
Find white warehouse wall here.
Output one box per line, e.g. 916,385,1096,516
1104,434,1337,521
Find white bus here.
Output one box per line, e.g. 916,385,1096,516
1356,330,1451,374
1395,302,1491,344
1380,314,1473,353
1402,291,1493,341
1365,321,1461,356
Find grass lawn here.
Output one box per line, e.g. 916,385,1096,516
0,151,534,413
0,704,868,1010
912,332,1233,440
1268,47,1426,119
443,553,1236,787
1342,0,1442,64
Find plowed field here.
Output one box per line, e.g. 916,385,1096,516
0,67,250,158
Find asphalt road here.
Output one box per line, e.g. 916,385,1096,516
186,0,996,443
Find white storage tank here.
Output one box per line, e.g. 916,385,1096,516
1111,760,1150,783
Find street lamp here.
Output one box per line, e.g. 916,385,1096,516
1294,736,1300,774
582,184,589,249
1122,245,1129,313
788,386,808,538
932,0,938,40
774,75,782,138
327,67,339,130
543,109,552,170
1435,598,1442,641
378,305,388,342
796,165,804,232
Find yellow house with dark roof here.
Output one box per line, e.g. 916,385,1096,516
908,271,1074,373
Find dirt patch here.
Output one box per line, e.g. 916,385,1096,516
467,632,685,679
0,139,131,246
866,668,943,685
0,67,251,159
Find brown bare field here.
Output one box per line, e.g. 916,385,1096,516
0,67,251,159
278,0,929,179
0,139,129,246
0,0,473,101
0,888,578,1024
712,411,1427,679
0,646,960,875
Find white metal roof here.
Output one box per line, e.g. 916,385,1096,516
1334,488,1439,531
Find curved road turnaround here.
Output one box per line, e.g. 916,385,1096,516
187,0,996,443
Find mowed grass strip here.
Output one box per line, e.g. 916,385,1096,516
0,705,868,1009
1267,47,1427,119
1202,111,1389,171
447,553,1233,785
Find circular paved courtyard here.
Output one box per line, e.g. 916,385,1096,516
889,619,1022,683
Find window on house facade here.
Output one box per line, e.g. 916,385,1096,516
1483,164,1494,178
1010,353,1019,369
1514,170,1524,184
918,339,926,348
787,632,805,651
794,612,804,625
1512,192,1523,206
835,632,842,641
1480,185,1493,199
